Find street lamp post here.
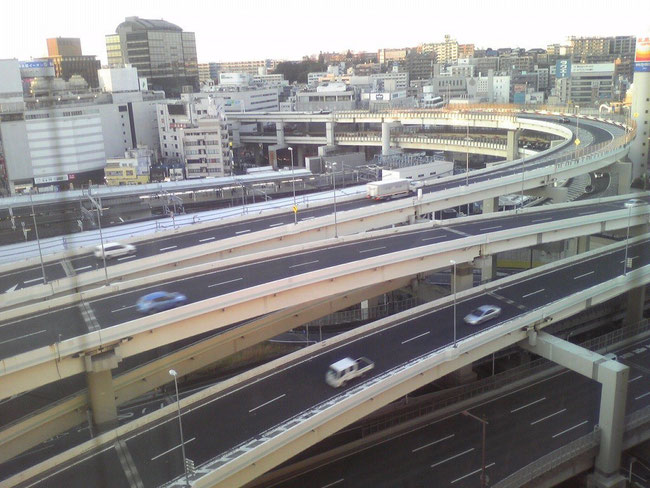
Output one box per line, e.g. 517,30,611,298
624,205,631,276
575,105,580,157
331,162,338,238
450,259,457,347
462,410,489,488
29,192,47,284
288,147,297,224
169,369,190,487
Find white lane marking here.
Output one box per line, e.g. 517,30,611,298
303,216,316,221
117,255,137,261
111,305,137,313
532,217,553,223
402,331,430,345
0,330,47,346
360,246,386,254
24,277,44,284
412,433,454,452
269,222,285,227
530,408,566,425
249,394,286,413
75,265,93,271
199,237,216,242
159,245,177,251
208,277,243,288
629,375,643,383
289,260,319,269
422,235,447,242
150,437,196,461
479,225,502,231
634,392,650,401
451,462,496,484
430,448,474,468
579,211,597,215
552,420,589,438
4,284,18,293
321,479,344,488
574,271,595,280
235,229,251,234
510,397,546,413
522,288,545,298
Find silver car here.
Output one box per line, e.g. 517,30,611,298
464,305,502,325
94,242,137,260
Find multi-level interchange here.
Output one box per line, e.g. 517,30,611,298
1,21,650,488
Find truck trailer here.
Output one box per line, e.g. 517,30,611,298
366,179,412,200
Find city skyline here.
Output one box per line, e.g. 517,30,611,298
2,0,649,65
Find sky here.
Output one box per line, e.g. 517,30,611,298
2,0,649,64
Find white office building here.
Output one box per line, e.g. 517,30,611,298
0,60,163,194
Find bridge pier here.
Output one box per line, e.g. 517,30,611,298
506,129,521,161
448,263,477,384
231,121,241,148
85,350,122,433
482,196,499,214
474,255,496,283
326,122,335,146
276,121,285,146
520,331,629,485
607,162,633,195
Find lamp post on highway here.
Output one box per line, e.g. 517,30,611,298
462,410,489,488
169,369,190,487
331,162,339,238
28,192,47,285
624,205,632,276
288,147,297,224
450,259,457,348
574,105,580,157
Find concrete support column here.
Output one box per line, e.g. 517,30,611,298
85,350,122,432
276,121,285,146
608,161,633,195
326,122,335,146
231,121,241,147
577,235,591,253
482,196,499,214
521,332,629,486
296,145,305,169
625,286,646,326
474,255,496,283
506,129,520,161
449,262,476,384
381,122,392,155
452,262,474,292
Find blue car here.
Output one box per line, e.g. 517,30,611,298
137,291,187,314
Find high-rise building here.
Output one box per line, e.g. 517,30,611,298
46,37,82,57
106,16,199,97
42,37,100,88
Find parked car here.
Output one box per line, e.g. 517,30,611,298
137,291,187,314
464,305,502,325
624,198,647,208
94,242,136,260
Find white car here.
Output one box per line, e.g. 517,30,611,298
464,305,502,325
94,242,136,260
624,198,647,208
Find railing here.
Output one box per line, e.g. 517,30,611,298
303,297,421,329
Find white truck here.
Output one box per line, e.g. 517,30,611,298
325,357,375,388
366,179,412,200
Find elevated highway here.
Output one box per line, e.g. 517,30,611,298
0,114,631,309
4,236,650,488
0,108,642,486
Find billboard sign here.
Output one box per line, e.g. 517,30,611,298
635,37,650,72
34,175,68,184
